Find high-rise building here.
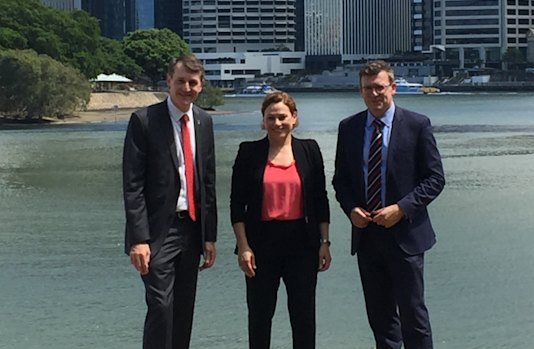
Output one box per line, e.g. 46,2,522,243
154,0,183,35
182,0,297,53
504,0,534,56
40,0,82,10
343,0,412,58
304,0,417,70
81,0,135,39
412,0,434,52
434,0,534,69
136,0,154,29
433,0,501,68
303,0,343,71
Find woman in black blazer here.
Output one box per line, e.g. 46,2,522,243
230,91,331,349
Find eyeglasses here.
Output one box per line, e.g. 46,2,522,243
362,84,391,94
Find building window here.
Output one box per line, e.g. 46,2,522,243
218,15,230,28
282,57,301,64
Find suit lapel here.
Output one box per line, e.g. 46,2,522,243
192,106,203,192
387,107,404,179
161,102,180,172
351,114,366,197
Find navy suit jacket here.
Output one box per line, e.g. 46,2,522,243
230,136,330,250
122,100,217,255
332,106,445,255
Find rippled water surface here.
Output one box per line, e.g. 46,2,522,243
1,92,534,349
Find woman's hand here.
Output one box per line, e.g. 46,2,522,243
238,248,257,278
318,244,332,272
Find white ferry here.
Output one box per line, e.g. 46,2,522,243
224,83,276,97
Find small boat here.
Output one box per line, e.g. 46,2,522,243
394,78,424,94
224,83,276,97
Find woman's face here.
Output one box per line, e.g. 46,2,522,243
262,101,298,141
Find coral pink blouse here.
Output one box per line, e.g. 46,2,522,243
261,160,304,221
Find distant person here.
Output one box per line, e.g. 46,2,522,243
230,91,331,349
122,53,217,349
332,60,445,349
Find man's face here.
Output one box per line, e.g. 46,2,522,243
360,70,396,117
166,62,203,112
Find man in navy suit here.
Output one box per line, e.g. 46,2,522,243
332,60,445,349
123,54,217,349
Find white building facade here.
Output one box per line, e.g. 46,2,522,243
303,0,343,56
181,0,304,87
40,0,81,10
183,0,297,53
342,0,412,60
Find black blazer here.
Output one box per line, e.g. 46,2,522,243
230,136,329,250
332,106,445,255
123,100,217,255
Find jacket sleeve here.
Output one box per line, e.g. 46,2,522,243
332,120,359,217
123,111,150,247
230,142,249,225
396,117,446,219
202,114,218,242
310,140,330,223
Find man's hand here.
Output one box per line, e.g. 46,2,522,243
200,241,216,271
350,207,373,228
371,204,404,228
130,243,151,275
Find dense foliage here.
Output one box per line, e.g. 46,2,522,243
0,0,140,79
0,1,224,117
123,28,190,84
0,50,91,120
196,82,225,110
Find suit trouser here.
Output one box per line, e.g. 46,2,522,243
141,214,202,349
246,219,319,349
357,226,433,349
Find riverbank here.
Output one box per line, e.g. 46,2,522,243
86,91,166,111
0,91,233,125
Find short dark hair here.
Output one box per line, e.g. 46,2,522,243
167,54,205,82
359,60,395,84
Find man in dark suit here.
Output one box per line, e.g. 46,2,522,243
332,60,445,349
123,54,217,349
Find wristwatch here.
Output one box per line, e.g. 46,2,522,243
320,239,331,246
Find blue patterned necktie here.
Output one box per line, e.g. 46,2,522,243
367,119,384,212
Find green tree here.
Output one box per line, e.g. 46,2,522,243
502,48,526,68
502,48,526,81
97,37,142,80
0,0,105,78
122,28,190,84
0,27,28,49
196,82,224,110
0,50,91,120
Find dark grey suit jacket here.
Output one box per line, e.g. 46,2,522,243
332,106,445,255
123,100,217,255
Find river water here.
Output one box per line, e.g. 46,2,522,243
1,92,534,349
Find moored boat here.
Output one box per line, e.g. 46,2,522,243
224,83,276,97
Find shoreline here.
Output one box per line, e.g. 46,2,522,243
0,108,234,126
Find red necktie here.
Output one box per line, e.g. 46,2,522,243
181,114,196,221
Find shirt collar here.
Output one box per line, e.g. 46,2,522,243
366,102,395,128
167,97,193,123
